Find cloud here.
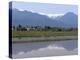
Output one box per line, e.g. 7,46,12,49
18,9,25,11
36,12,64,18
18,9,65,18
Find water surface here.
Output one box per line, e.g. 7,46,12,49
12,40,78,58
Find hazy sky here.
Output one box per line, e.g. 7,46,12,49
12,1,78,14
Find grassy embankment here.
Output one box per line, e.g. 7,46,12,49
13,31,78,38
13,38,78,43
12,31,78,43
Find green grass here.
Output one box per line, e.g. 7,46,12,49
12,31,78,38
13,38,78,43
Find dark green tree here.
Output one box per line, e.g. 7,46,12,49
17,24,22,31
13,25,15,31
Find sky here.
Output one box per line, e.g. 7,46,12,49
12,1,78,15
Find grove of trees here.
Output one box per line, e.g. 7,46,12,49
12,24,78,32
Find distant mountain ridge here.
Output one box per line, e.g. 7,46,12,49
10,8,78,28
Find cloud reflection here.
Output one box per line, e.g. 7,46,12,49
13,44,78,58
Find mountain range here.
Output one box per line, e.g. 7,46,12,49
10,8,78,28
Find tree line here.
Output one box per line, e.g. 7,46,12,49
12,24,78,31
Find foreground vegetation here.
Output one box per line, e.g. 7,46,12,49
13,38,78,43
13,31,78,38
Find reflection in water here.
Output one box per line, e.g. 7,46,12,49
12,40,78,58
